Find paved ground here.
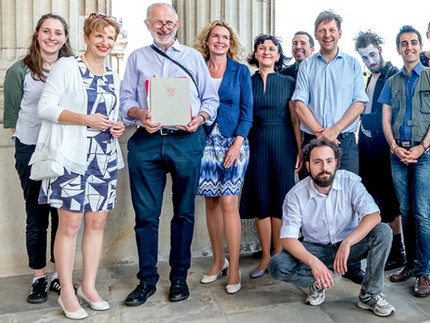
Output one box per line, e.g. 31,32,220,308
0,255,429,322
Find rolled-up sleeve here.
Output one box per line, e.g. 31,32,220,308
120,51,143,126
280,191,302,239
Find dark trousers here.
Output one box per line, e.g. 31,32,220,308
14,139,58,270
358,129,399,222
127,127,206,285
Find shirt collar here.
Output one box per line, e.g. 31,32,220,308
401,61,423,77
317,48,343,61
306,170,342,198
152,38,182,53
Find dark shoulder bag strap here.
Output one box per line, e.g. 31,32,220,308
150,44,198,89
384,65,394,83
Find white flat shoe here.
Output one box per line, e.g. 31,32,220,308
200,258,229,284
77,287,110,311
58,295,88,320
226,271,241,294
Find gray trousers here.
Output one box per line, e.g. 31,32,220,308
268,223,392,295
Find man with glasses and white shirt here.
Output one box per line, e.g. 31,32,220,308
120,2,218,306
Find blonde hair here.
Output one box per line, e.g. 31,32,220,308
83,15,120,40
194,20,244,61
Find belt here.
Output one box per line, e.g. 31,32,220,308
303,132,354,140
396,140,420,148
137,126,188,136
159,128,178,135
337,132,354,140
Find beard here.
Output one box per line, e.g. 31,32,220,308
311,171,335,187
368,57,384,73
152,28,177,46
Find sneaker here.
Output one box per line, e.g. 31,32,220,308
49,278,61,294
357,289,395,317
27,276,48,303
305,283,325,306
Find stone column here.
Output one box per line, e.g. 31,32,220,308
173,0,275,55
0,0,113,277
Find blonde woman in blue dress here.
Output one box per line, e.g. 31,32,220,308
194,20,253,294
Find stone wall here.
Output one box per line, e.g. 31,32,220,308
0,0,274,277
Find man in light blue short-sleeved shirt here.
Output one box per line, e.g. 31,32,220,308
292,10,368,176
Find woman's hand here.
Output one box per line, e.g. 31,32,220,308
110,122,125,138
223,141,242,168
86,113,112,131
294,152,303,173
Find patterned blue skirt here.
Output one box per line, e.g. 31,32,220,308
197,124,249,197
39,129,118,213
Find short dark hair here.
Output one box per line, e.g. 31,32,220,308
247,34,288,71
293,31,315,48
314,9,343,32
354,30,384,51
396,25,422,48
302,138,342,167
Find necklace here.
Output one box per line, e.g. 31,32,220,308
42,58,58,69
81,54,105,76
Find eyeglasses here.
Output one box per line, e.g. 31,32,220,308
150,20,176,30
88,12,117,21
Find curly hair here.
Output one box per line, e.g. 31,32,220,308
247,34,288,71
354,30,384,51
193,20,244,61
83,14,120,41
23,13,74,82
302,138,342,168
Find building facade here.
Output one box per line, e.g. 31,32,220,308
0,0,275,277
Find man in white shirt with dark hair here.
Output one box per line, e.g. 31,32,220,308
268,138,395,317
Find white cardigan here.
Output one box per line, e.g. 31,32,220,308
30,56,124,174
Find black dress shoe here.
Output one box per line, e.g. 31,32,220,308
169,280,189,302
384,248,407,271
343,268,365,285
124,283,156,306
385,254,407,271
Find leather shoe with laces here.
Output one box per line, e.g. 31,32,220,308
169,280,189,302
124,283,156,306
343,268,365,285
389,266,415,283
414,276,430,297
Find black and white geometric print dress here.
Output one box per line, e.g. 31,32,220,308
39,57,118,213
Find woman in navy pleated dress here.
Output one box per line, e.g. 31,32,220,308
240,34,302,279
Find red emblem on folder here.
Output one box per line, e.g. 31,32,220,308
166,88,175,97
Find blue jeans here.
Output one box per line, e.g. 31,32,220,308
14,139,58,269
127,127,206,286
268,223,392,295
391,151,430,276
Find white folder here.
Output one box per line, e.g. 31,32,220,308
149,77,191,126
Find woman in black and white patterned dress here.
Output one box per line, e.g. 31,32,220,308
32,13,124,319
